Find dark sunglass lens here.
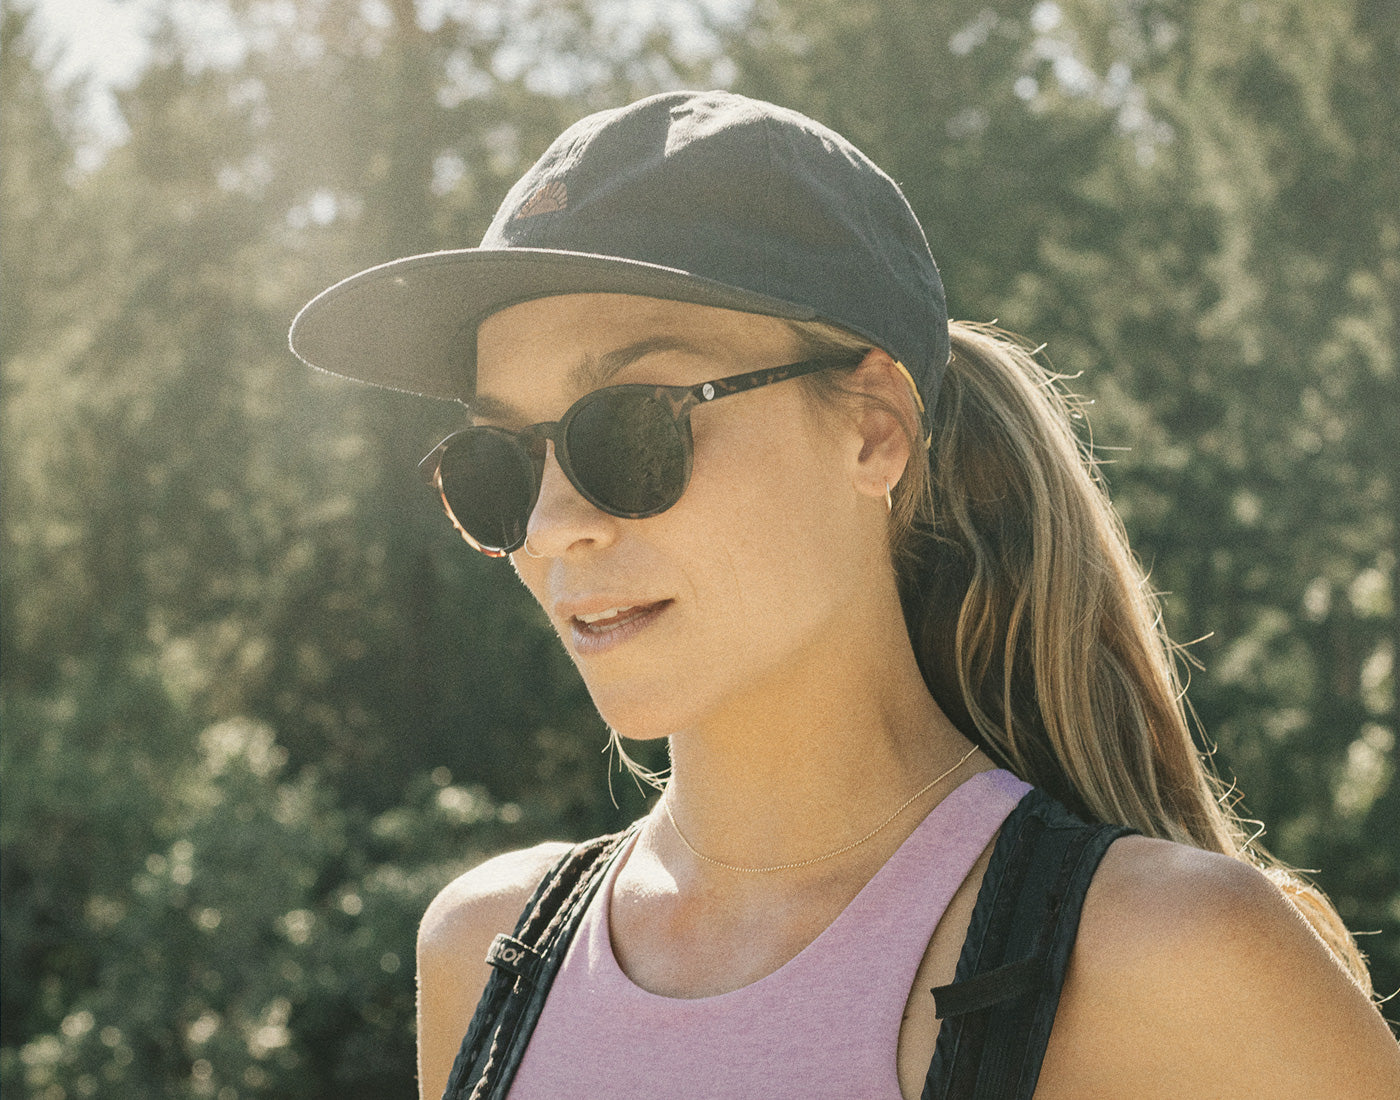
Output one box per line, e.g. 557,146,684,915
438,430,535,551
566,392,686,516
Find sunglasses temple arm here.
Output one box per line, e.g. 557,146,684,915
417,437,455,485
686,357,843,407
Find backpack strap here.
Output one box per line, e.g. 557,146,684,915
922,788,1135,1100
442,824,640,1100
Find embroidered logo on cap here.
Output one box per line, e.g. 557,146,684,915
515,180,568,218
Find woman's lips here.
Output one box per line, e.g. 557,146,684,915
567,600,671,653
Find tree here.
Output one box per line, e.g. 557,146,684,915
3,0,711,1086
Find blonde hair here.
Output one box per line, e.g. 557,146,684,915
792,318,1372,992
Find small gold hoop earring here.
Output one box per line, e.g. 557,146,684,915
522,536,544,559
884,481,893,515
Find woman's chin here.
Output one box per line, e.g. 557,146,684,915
592,710,678,744
588,689,693,744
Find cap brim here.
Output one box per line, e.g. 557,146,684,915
289,248,819,402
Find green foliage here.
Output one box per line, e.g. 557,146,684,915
3,0,1396,1089
2,690,524,1097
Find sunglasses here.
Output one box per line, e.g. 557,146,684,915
419,355,854,556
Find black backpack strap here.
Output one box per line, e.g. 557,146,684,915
443,823,641,1100
923,788,1135,1100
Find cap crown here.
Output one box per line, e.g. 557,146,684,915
484,92,948,394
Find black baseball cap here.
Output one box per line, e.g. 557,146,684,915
289,90,949,413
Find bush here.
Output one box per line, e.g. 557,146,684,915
2,691,528,1099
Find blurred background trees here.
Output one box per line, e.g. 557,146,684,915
2,0,1395,1094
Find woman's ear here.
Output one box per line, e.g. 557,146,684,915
844,349,918,501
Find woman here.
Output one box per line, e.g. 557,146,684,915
291,91,1399,1098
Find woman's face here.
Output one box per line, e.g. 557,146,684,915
475,293,889,739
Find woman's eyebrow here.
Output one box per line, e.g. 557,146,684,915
566,336,712,394
471,335,715,423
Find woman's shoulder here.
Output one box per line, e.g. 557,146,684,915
1080,834,1299,950
419,840,575,957
1036,834,1400,1098
1073,835,1375,1004
416,841,574,1100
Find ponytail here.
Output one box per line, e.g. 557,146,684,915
795,318,1372,992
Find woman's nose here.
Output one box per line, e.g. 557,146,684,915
521,441,617,557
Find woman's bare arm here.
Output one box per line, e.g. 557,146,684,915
415,843,571,1100
1038,836,1400,1098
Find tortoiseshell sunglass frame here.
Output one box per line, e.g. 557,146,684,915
417,355,861,557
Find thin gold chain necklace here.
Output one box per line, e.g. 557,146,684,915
661,745,979,874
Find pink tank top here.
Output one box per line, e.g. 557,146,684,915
508,768,1031,1099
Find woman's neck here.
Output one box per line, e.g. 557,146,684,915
657,629,976,876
